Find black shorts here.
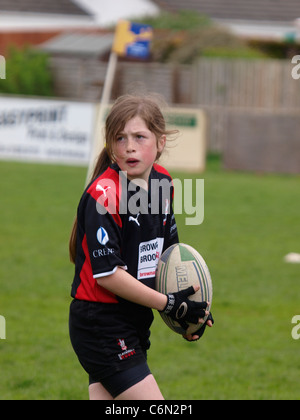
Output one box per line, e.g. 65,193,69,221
69,299,152,392
90,361,151,398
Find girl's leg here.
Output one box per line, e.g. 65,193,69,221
89,382,113,400
115,374,164,400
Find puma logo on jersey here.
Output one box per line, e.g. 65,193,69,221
96,184,111,197
129,213,140,227
163,199,169,226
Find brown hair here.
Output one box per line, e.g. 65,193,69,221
69,94,177,263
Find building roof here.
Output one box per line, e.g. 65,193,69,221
0,0,90,16
153,0,300,41
0,0,159,31
37,32,114,57
153,0,300,23
73,0,160,27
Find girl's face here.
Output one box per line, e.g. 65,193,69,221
112,115,166,184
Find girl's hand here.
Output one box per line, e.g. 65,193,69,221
182,313,214,342
161,286,209,330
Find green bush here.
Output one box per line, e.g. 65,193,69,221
137,11,267,63
136,10,212,31
0,46,54,96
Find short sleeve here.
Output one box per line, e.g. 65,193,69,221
84,194,127,278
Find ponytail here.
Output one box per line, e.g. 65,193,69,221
69,147,112,263
89,147,111,184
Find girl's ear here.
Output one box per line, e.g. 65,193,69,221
157,135,166,154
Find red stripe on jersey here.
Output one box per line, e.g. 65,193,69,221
87,166,122,227
75,234,118,303
153,163,174,199
153,163,171,178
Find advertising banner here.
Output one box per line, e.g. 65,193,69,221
0,96,206,172
0,96,96,165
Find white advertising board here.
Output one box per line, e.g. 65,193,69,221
0,96,206,172
0,96,96,165
160,108,207,172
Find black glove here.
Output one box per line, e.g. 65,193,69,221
161,286,208,330
184,313,214,341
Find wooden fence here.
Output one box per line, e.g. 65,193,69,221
193,58,300,110
50,56,300,108
49,56,300,152
192,58,300,151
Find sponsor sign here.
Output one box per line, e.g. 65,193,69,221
0,96,207,172
0,96,96,165
160,108,207,172
137,237,164,280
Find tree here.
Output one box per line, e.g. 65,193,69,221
137,10,266,63
0,46,54,96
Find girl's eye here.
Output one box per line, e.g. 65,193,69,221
136,135,144,140
116,135,125,142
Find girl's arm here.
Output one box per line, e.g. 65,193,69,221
98,267,210,343
96,267,168,311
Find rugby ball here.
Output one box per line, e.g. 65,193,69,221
156,243,213,335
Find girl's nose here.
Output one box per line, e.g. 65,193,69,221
126,137,136,152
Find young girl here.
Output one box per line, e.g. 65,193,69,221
69,94,212,400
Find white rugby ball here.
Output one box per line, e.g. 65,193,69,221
156,243,213,335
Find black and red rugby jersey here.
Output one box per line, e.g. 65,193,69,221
71,163,179,303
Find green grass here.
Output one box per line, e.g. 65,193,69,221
0,156,300,400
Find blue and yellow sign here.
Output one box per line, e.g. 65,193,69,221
112,20,153,59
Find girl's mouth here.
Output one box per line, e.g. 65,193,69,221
126,158,139,167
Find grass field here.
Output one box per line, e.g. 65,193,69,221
0,155,300,400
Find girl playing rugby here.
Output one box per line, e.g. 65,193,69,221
69,94,212,400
